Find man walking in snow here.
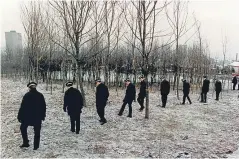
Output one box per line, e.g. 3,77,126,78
215,79,222,101
118,79,136,118
160,78,170,108
18,82,46,150
63,82,83,134
95,78,109,125
201,76,210,103
181,79,192,105
232,76,238,90
137,76,146,112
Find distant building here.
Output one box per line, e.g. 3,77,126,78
5,30,23,54
229,61,239,76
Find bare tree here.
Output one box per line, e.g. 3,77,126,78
49,1,95,107
21,1,49,83
165,0,193,99
124,1,168,118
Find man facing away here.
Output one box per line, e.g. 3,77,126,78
215,79,222,101
181,79,192,105
18,82,46,150
118,79,136,118
160,78,170,108
232,76,238,90
63,82,83,134
137,76,146,112
95,78,109,125
201,76,210,103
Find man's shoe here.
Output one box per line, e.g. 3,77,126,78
139,107,145,111
181,103,185,105
118,113,122,116
33,147,39,150
127,115,132,118
100,121,107,125
76,131,79,134
71,129,75,132
20,143,30,148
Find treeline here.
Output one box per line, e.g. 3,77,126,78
1,1,234,118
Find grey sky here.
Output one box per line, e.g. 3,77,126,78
0,0,238,60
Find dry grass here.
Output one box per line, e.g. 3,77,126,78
1,78,239,158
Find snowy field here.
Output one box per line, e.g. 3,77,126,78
1,78,239,158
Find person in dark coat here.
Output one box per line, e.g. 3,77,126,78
118,79,136,118
63,82,83,134
181,79,192,105
95,79,109,125
137,76,146,111
232,76,238,90
160,78,170,108
201,76,210,103
215,79,222,101
17,82,46,150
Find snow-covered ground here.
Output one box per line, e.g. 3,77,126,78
1,78,239,158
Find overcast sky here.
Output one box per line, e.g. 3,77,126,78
0,0,238,60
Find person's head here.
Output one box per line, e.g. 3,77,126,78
27,82,37,91
124,79,131,86
139,76,145,82
95,78,101,86
65,81,73,88
203,76,207,80
182,79,186,83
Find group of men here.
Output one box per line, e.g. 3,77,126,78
17,75,228,150
158,75,223,106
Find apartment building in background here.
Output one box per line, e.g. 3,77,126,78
5,30,23,55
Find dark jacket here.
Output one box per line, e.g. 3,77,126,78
202,79,210,93
18,89,46,125
96,83,109,106
160,80,170,95
123,83,136,103
183,81,190,94
64,87,83,116
215,81,222,92
139,80,146,97
232,76,238,84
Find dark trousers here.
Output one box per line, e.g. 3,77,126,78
182,93,191,104
119,101,133,116
137,96,145,109
70,115,80,133
201,92,207,103
161,94,168,107
216,91,221,100
20,122,41,148
233,83,237,90
96,104,106,122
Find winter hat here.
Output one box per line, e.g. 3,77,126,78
124,78,131,82
27,82,37,88
95,78,101,83
65,81,73,87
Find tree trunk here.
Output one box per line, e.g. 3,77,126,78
78,65,86,107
